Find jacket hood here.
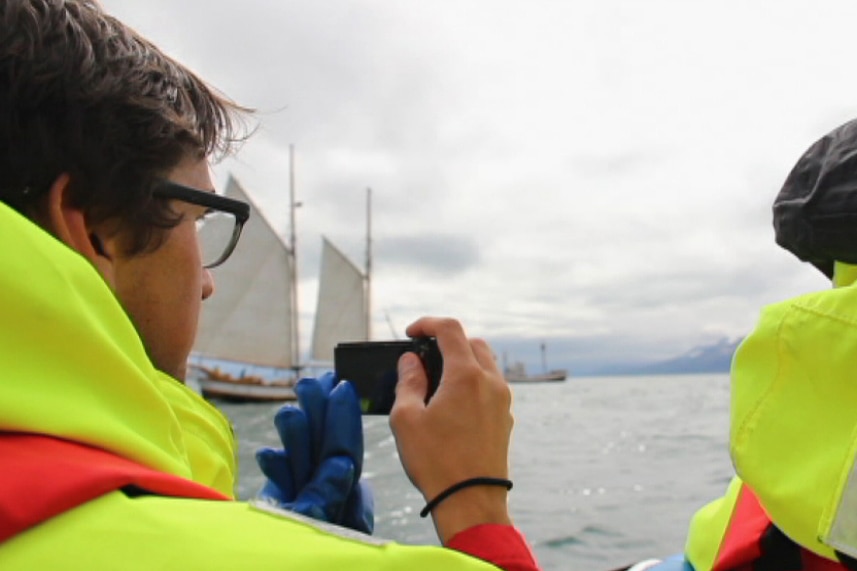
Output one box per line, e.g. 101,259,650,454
729,278,857,559
0,202,236,496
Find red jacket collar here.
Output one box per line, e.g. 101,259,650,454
0,433,228,543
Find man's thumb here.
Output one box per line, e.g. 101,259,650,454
394,352,428,407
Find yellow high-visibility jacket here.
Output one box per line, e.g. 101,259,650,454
0,202,497,571
684,262,857,571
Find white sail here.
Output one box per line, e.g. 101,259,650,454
193,176,297,369
310,237,368,363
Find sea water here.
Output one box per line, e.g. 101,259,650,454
216,373,732,571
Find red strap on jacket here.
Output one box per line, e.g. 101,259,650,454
447,524,542,571
713,484,844,571
712,484,772,571
0,433,228,543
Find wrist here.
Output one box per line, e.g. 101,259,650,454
430,484,513,545
420,477,512,518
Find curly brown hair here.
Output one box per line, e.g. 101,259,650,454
0,0,251,254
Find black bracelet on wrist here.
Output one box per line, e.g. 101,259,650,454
419,477,514,518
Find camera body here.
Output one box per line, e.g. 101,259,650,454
333,338,443,415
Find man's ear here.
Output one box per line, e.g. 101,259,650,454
43,174,120,286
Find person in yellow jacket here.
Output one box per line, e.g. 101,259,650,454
0,1,539,569
638,120,857,571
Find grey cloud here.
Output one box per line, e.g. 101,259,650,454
292,231,480,287
581,259,784,312
375,234,481,276
110,0,448,152
565,150,664,179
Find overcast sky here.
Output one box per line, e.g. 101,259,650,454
102,0,857,371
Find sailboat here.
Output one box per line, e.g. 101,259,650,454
309,236,371,363
503,342,568,383
190,147,371,401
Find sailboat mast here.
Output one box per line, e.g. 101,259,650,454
289,145,301,372
365,187,372,341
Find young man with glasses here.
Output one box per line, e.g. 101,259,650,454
0,1,538,570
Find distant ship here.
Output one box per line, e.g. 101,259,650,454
503,343,568,383
504,363,567,383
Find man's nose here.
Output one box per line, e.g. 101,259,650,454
202,268,214,300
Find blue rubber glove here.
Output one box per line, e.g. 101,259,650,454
255,372,374,534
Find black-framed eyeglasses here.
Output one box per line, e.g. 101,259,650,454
153,181,250,269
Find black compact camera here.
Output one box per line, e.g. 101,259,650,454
334,338,443,415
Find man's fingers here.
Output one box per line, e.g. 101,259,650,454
255,447,296,501
322,381,363,475
316,371,337,395
255,447,290,485
405,317,471,365
295,378,327,462
471,338,501,373
393,352,429,409
273,406,312,489
290,456,355,523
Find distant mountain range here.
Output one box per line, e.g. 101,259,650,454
587,337,743,376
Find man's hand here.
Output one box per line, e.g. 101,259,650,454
390,317,514,545
255,372,374,534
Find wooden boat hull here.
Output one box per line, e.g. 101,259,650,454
198,378,296,402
